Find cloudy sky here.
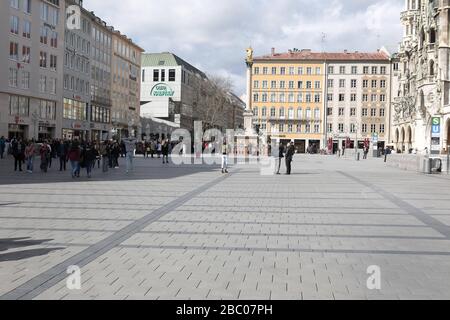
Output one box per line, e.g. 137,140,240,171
84,0,404,98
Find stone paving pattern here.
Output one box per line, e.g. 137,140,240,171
0,154,449,300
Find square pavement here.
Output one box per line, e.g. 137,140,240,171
0,154,450,300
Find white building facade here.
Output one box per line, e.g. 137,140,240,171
325,52,392,153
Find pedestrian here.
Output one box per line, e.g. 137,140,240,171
0,136,5,159
39,142,50,173
68,141,81,178
285,142,295,175
221,140,229,174
120,141,126,158
276,144,285,175
100,141,110,173
162,139,170,164
363,146,369,160
57,140,68,171
157,140,162,159
24,141,36,174
112,142,120,169
122,135,137,174
150,140,156,158
12,138,25,172
81,143,96,178
384,146,391,163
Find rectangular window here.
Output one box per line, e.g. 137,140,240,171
371,94,377,102
372,66,378,74
10,42,19,60
371,124,377,133
9,68,18,87
350,94,356,102
50,31,58,48
280,67,286,75
316,67,321,75
327,108,333,116
327,94,333,102
339,79,345,88
298,67,303,75
262,81,267,89
315,93,321,103
49,78,56,95
380,109,385,117
380,94,386,102
24,0,31,13
23,20,31,38
351,79,357,88
339,108,345,116
328,66,334,74
280,81,285,89
39,75,47,93
380,80,386,88
40,3,48,21
298,81,303,89
371,108,377,117
161,69,166,81
169,69,176,82
254,67,259,75
306,81,312,89
254,81,259,89
339,94,345,102
10,16,19,34
371,80,377,88
362,124,367,133
22,46,30,63
328,79,333,88
307,67,312,75
363,80,368,88
350,108,356,116
351,66,357,74
271,67,276,75
153,69,159,82
380,66,386,74
21,71,30,89
338,124,344,133
315,81,321,89
10,0,19,9
50,55,57,71
289,81,294,89
362,108,368,117
271,81,276,89
263,67,268,75
40,51,47,68
40,27,48,44
380,124,385,133
362,94,368,102
328,123,333,133
289,67,294,75
340,66,345,74
363,66,369,74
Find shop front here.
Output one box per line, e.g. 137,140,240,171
8,115,29,140
38,121,56,141
62,120,90,141
91,123,111,142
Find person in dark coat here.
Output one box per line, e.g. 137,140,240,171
58,141,69,171
81,143,96,178
12,139,25,171
285,142,295,175
277,144,285,175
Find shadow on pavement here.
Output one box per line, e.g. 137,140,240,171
0,157,223,186
0,237,64,262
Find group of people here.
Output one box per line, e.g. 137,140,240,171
277,142,296,175
142,139,171,164
0,136,144,178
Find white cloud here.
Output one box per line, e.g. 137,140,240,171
84,0,404,97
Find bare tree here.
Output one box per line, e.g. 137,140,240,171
194,74,234,130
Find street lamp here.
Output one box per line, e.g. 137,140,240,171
31,110,39,141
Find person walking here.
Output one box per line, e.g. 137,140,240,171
81,143,96,178
221,141,229,174
68,142,81,178
285,142,295,175
57,141,68,171
150,140,156,158
157,140,162,159
111,142,120,169
384,146,391,163
276,144,285,175
0,136,5,159
162,139,170,164
39,142,50,173
363,146,369,160
100,141,110,173
24,141,36,173
123,135,137,174
12,139,25,172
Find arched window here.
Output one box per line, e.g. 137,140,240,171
430,60,435,76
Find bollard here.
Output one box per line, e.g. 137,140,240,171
356,152,360,161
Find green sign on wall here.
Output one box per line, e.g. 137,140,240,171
151,83,175,97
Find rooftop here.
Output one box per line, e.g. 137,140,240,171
254,48,390,62
141,53,208,79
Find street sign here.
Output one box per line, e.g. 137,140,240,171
432,117,441,138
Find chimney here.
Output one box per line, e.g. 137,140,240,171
271,48,275,56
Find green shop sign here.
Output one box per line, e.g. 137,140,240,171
151,83,175,97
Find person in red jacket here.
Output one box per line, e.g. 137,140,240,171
68,141,81,178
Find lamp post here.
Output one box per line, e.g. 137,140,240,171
31,110,39,141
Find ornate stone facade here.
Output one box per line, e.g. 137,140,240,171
394,0,450,154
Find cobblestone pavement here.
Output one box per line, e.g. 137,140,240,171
0,154,449,300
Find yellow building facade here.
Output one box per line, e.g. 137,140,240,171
251,59,325,153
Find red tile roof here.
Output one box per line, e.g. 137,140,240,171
254,50,390,61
